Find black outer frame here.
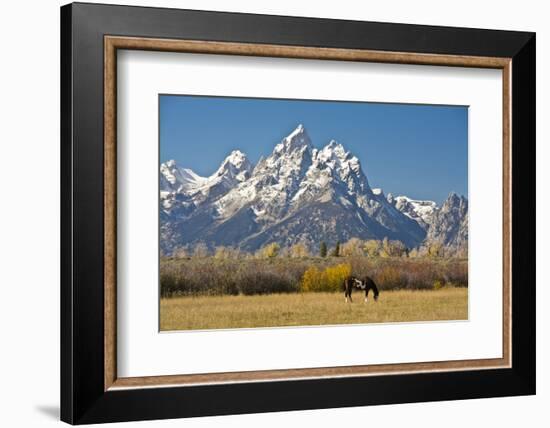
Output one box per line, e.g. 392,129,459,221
60,2,535,424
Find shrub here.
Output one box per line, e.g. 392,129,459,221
428,242,444,258
257,243,280,258
300,263,351,292
433,279,444,290
160,268,179,296
375,265,407,289
160,254,468,297
324,263,352,291
301,266,321,292
236,270,296,295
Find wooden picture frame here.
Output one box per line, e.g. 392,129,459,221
61,2,535,424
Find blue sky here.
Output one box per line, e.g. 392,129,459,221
160,95,468,204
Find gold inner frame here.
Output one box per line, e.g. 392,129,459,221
104,35,512,391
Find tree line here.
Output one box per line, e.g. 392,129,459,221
160,256,468,297
167,237,459,260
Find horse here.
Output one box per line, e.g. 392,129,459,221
343,275,380,303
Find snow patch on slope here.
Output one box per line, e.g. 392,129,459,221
392,195,437,227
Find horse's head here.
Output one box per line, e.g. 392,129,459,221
368,277,380,301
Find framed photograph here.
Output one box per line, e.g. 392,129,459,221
61,2,535,424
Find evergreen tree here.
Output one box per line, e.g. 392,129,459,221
331,241,341,257
320,241,327,258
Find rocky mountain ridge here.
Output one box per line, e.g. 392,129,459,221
160,124,467,255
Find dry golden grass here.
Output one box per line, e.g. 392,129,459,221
160,288,467,331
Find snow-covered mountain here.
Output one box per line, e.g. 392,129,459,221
386,194,438,230
160,124,464,255
423,192,468,255
160,150,252,211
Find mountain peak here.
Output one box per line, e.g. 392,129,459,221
160,160,206,193
214,150,253,182
326,139,342,149
286,123,307,140
223,150,249,168
315,140,364,182
440,192,467,215
444,192,466,206
160,123,464,255
274,123,312,154
391,194,438,230
424,192,468,254
318,140,349,162
323,140,347,155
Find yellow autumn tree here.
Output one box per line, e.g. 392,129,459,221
301,266,321,292
301,263,351,292
340,238,364,257
192,242,208,258
256,242,280,258
214,246,240,259
173,247,189,259
427,242,443,258
323,263,352,291
363,240,381,257
289,243,310,258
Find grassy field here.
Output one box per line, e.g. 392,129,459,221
160,288,468,331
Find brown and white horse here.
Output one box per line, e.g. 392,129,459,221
343,276,380,303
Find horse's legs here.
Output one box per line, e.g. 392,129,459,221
344,280,348,302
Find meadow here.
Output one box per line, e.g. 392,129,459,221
159,255,468,331
160,288,468,330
